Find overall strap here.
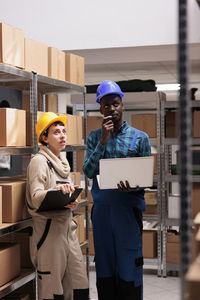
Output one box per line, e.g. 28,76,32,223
127,129,139,157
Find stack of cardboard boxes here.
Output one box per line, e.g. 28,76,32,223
0,22,85,86
0,21,86,293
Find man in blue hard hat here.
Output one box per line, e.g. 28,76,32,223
83,80,151,300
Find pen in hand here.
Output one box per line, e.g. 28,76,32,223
69,178,75,197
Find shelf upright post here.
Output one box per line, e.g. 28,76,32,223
156,94,162,277
178,0,192,298
160,97,168,277
30,71,38,300
30,72,38,154
83,88,90,278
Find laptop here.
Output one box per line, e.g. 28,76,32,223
98,156,154,189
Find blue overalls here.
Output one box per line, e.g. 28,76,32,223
91,130,145,300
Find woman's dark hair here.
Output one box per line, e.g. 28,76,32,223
40,121,64,146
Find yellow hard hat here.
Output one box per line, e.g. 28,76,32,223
35,112,67,143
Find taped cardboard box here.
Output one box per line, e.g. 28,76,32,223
131,114,157,138
0,23,24,68
0,108,26,146
0,181,28,223
25,38,48,76
48,47,65,81
0,243,20,287
65,53,85,86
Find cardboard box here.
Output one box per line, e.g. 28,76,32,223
48,47,65,81
0,230,33,269
25,111,33,146
15,231,33,268
73,214,85,245
76,115,83,145
131,114,157,138
46,94,58,113
87,116,103,137
65,114,83,145
0,23,24,68
144,190,157,205
186,260,200,300
65,53,85,86
165,111,178,138
143,204,157,215
0,186,2,225
0,181,28,223
152,153,157,174
65,114,77,145
25,38,48,76
193,110,200,138
0,108,26,146
143,230,157,258
168,195,180,219
192,183,200,219
0,243,20,286
166,232,179,264
78,214,85,244
76,151,85,174
83,228,94,256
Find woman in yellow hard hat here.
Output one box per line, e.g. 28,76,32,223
26,112,89,300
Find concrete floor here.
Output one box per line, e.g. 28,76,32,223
88,261,181,300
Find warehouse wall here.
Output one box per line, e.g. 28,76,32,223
0,0,200,50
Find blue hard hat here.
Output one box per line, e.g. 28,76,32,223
96,80,124,103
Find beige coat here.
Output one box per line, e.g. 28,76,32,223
26,146,88,300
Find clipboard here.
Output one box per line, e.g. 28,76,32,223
98,156,154,189
37,187,83,212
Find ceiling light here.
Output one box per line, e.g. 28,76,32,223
156,84,180,91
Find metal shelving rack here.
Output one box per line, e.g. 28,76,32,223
160,100,200,278
73,91,165,277
0,63,89,298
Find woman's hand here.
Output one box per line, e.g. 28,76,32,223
117,180,140,192
65,199,79,210
56,183,75,194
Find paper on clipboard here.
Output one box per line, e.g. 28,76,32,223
98,156,154,189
